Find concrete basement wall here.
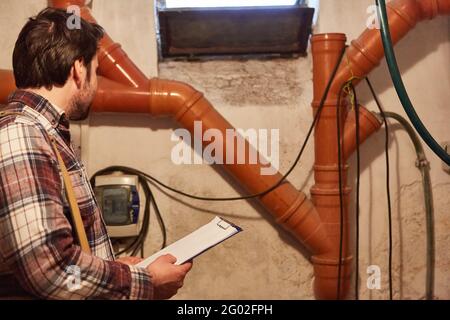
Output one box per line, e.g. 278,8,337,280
0,0,449,299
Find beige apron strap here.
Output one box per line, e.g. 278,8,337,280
0,111,91,254
50,138,92,254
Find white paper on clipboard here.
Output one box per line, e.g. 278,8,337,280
136,216,242,268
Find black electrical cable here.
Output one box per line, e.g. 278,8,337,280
348,83,361,300
335,80,361,300
146,182,167,251
91,47,347,203
366,77,393,300
116,177,150,257
335,80,347,300
128,176,152,257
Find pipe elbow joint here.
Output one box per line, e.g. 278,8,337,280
343,105,383,160
149,78,205,119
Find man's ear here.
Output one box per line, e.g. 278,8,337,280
72,59,85,89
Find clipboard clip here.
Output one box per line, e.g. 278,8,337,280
217,217,243,231
217,218,231,230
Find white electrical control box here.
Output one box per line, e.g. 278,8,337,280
94,175,143,238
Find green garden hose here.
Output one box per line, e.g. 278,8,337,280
376,0,450,165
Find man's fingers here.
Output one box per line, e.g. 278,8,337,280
158,254,177,264
179,261,193,273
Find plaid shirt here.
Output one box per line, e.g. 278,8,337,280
0,91,153,299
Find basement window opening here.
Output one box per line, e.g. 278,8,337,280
156,0,318,60
165,1,300,8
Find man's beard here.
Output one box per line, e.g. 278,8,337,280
68,81,96,121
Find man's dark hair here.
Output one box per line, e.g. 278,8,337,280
13,7,104,90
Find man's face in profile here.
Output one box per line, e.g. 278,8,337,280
69,55,98,121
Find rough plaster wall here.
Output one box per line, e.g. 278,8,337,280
0,0,47,68
0,0,448,300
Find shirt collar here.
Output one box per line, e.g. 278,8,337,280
7,90,69,129
52,103,65,116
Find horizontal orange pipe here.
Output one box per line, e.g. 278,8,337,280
0,70,16,101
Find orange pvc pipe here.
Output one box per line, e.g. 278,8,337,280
310,33,353,300
0,70,16,102
343,106,382,160
50,0,85,7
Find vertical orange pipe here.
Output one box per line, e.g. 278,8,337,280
310,34,353,300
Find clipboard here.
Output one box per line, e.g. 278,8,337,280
135,216,242,268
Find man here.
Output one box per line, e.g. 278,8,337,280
0,8,192,299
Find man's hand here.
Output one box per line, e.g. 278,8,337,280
147,254,193,300
116,256,143,266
